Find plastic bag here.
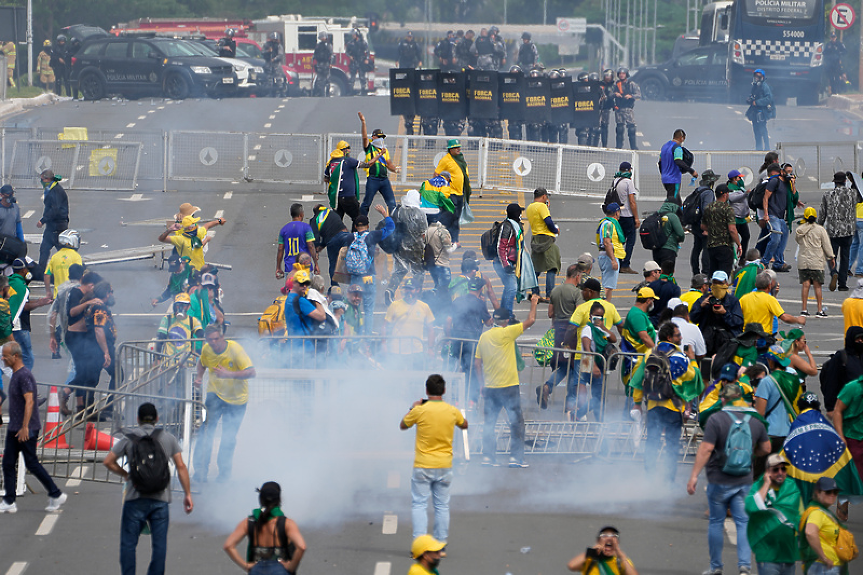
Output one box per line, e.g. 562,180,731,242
459,202,475,225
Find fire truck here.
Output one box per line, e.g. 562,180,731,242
250,15,375,96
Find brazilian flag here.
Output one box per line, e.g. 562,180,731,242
781,408,863,504
770,369,803,424
419,177,455,214
627,346,704,404
697,378,762,429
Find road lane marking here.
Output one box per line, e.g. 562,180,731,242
248,155,257,161
66,464,84,487
223,191,233,199
36,514,60,536
137,115,147,120
274,109,281,113
373,562,391,575
157,106,165,110
278,104,285,109
126,123,136,128
114,133,124,139
264,123,272,128
269,114,276,119
641,141,651,147
5,562,27,575
22,210,34,219
386,471,400,489
382,514,397,534
214,210,224,219
636,132,644,137
254,144,262,151
147,110,155,114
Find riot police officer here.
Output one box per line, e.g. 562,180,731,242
434,31,456,71
398,31,422,69
491,27,507,71
574,72,591,146
506,65,525,140
472,28,495,70
218,28,237,58
525,67,545,142
613,67,640,150
312,31,333,97
50,34,70,97
594,68,615,147
517,32,539,70
455,29,475,70
346,29,370,95
262,32,284,97
586,72,602,147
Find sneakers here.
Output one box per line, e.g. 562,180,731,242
816,310,829,318
800,310,810,317
45,492,67,512
0,500,17,513
773,264,792,273
839,286,850,292
535,385,549,410
480,456,500,467
739,567,751,575
830,272,839,291
701,569,722,575
508,457,529,468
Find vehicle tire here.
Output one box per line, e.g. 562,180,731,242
79,72,105,101
163,72,191,100
328,74,348,97
639,77,666,100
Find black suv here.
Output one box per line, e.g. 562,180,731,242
631,44,728,102
71,37,234,100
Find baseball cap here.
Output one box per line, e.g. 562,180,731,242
815,476,838,492
636,286,660,300
719,383,743,401
468,277,484,291
0,185,13,196
643,260,660,273
711,270,729,283
173,293,191,304
719,363,739,382
691,274,709,288
577,252,594,265
804,206,817,220
348,284,364,294
598,525,620,537
765,344,790,367
257,481,281,500
666,297,684,310
618,162,632,171
201,273,217,287
604,202,621,214
583,278,602,293
727,169,743,180
766,453,788,468
404,277,422,290
181,215,200,229
447,138,461,149
371,128,386,138
294,269,311,284
493,307,514,321
11,258,27,270
411,535,446,559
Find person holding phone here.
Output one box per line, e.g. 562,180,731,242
567,526,638,575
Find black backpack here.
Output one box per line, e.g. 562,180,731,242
639,212,668,251
125,429,171,495
602,177,624,211
748,180,769,211
681,186,711,228
642,348,677,403
480,221,503,260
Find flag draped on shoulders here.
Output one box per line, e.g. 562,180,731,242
419,176,455,214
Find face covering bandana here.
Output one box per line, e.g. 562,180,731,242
711,284,728,299
372,137,386,149
184,228,203,249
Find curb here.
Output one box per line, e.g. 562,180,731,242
0,93,63,121
825,94,863,122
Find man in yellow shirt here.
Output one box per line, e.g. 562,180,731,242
434,139,470,245
567,526,639,575
680,274,709,311
384,278,435,369
525,187,561,300
475,293,538,468
192,326,256,483
739,270,806,334
568,278,624,353
44,229,83,298
597,203,626,301
409,535,447,575
158,215,226,271
843,279,863,334
400,374,468,544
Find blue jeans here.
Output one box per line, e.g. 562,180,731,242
644,406,682,481
2,435,62,504
451,340,479,404
849,219,863,275
120,498,170,575
360,176,397,216
482,385,525,461
193,393,247,481
249,561,290,575
620,216,636,268
493,259,517,312
12,330,33,371
564,370,604,418
762,215,789,268
753,120,770,151
707,482,752,571
756,562,796,575
411,467,453,542
807,563,841,575
349,274,376,334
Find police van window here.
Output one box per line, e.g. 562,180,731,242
712,50,728,66
131,42,154,59
677,49,709,67
298,26,318,50
104,42,128,59
238,42,262,58
81,43,102,56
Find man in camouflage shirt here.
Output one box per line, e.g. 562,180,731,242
702,184,742,278
819,171,861,291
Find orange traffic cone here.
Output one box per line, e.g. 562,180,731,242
41,386,71,449
84,422,115,451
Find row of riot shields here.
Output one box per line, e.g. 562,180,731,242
390,68,604,128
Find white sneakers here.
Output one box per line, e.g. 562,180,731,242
45,492,67,512
0,500,17,513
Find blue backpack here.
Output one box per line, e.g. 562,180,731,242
721,410,754,476
345,231,372,275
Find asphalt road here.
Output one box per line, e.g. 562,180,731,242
0,94,860,575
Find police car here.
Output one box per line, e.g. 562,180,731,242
630,44,728,101
72,37,235,100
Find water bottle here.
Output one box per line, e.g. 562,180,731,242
689,176,697,186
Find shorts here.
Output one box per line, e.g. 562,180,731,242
597,253,619,290
798,268,824,285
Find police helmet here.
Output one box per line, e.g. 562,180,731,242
43,39,51,47
549,70,562,79
318,31,328,41
58,229,80,250
617,67,630,78
489,26,500,35
522,31,531,41
797,391,821,412
602,68,614,80
225,28,236,38
56,34,67,44
557,69,569,77
352,28,361,38
577,72,589,82
529,68,543,78
588,72,600,82
509,65,523,74
269,32,280,42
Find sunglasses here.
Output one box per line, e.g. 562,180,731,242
599,533,619,539
769,466,787,473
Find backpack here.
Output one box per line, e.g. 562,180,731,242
639,212,668,251
480,221,503,260
799,506,859,564
258,295,287,336
642,348,676,402
720,411,754,476
345,231,372,275
820,349,848,412
533,328,555,366
748,180,769,211
292,295,336,337
602,177,624,211
680,146,694,172
681,186,710,228
125,429,171,495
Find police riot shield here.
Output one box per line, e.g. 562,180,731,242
498,72,525,123
389,69,416,116
415,70,440,118
571,80,602,129
523,76,550,124
438,71,468,121
467,70,499,120
549,76,574,125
